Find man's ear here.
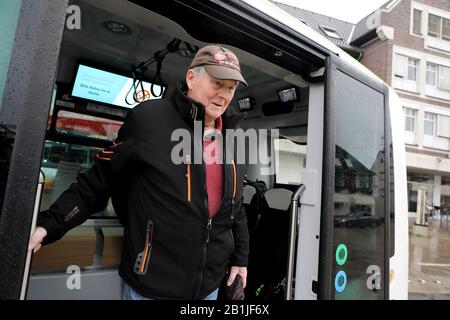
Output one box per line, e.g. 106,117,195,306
186,69,195,90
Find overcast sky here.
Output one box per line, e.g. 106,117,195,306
272,0,391,23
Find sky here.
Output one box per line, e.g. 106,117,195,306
272,0,391,23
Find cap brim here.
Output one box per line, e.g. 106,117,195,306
203,64,248,87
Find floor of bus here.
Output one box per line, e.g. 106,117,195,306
408,217,450,298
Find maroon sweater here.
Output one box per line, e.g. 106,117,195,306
203,116,223,218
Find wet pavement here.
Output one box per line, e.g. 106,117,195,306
409,217,450,299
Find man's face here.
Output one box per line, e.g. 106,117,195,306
187,68,238,122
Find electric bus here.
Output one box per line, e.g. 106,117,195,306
0,0,408,300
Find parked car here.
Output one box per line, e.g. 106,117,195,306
334,211,384,228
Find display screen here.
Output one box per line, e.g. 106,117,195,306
71,64,164,108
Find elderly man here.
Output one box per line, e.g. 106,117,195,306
28,45,249,300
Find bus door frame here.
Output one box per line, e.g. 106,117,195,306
0,0,68,300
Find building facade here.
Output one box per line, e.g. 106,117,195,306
359,0,450,216
275,0,450,217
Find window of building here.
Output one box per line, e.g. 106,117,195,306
426,62,450,91
443,17,450,42
442,176,450,186
404,108,416,132
428,14,441,38
428,14,450,42
395,54,419,80
319,25,342,39
413,9,422,35
394,54,420,93
408,173,433,184
423,113,450,150
440,65,450,91
424,112,436,136
407,57,419,81
437,114,450,139
426,62,438,86
394,54,407,78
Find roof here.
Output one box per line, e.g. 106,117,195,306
350,0,399,46
272,1,363,58
241,0,389,86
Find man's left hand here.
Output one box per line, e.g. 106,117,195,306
227,266,247,288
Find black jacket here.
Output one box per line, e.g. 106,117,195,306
37,81,249,299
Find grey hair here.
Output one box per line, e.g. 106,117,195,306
191,65,206,78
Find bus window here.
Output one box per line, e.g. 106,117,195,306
274,137,307,185
332,70,386,300
54,110,123,141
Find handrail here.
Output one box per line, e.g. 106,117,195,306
286,184,306,300
21,171,45,300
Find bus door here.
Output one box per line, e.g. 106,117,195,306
318,54,391,300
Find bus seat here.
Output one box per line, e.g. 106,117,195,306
243,185,256,205
243,179,267,235
245,187,293,301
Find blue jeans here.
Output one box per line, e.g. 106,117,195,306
122,281,219,300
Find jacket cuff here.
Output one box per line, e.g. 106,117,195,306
37,211,64,245
230,254,248,267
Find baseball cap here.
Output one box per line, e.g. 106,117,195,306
189,45,248,87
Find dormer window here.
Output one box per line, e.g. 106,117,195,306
319,25,342,39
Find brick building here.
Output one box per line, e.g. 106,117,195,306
275,0,450,216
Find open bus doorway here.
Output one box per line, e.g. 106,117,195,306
9,0,406,301
26,0,319,300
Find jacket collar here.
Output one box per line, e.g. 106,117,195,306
171,80,245,130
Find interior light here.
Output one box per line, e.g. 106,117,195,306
237,97,255,112
277,88,298,103
103,21,132,34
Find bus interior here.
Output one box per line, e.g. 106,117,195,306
26,0,398,300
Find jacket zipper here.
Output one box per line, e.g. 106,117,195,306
133,220,153,275
206,218,212,243
194,109,210,299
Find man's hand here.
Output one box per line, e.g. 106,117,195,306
227,266,247,288
28,226,47,253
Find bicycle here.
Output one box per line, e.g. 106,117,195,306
425,203,439,222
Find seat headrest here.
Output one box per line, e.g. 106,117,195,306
243,185,256,205
264,188,293,211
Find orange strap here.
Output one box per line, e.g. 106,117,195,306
231,160,236,199
96,154,111,161
187,163,191,202
141,242,149,273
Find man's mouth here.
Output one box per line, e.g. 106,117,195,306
211,102,222,108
